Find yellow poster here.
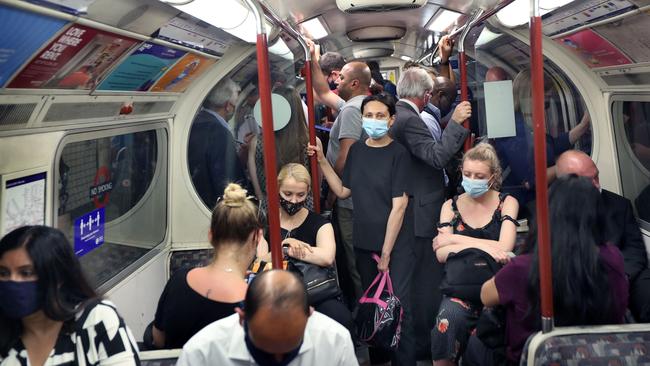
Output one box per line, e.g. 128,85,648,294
149,53,217,92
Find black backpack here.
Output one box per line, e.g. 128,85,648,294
439,248,502,304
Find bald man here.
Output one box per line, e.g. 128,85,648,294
485,66,508,82
307,39,372,306
556,150,650,322
177,270,357,366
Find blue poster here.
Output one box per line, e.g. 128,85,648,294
97,42,185,91
74,207,105,257
0,5,66,86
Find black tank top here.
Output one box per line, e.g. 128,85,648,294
438,193,517,240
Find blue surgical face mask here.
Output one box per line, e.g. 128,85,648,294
362,118,389,139
461,176,491,198
244,321,302,366
0,280,43,319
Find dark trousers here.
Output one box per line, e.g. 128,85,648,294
411,235,443,360
356,240,416,366
315,297,355,338
631,268,650,322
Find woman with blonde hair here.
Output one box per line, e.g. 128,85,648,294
259,163,353,332
430,143,519,366
152,183,264,349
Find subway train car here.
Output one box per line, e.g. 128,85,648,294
1,0,650,364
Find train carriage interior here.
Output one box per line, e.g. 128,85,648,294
2,0,650,364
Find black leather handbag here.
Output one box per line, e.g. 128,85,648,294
287,258,341,305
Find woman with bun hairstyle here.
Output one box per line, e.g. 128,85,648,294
152,183,264,349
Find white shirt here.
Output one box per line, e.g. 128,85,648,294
400,98,420,114
177,312,358,366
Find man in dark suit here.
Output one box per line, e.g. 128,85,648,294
188,77,249,209
390,67,471,361
556,150,650,322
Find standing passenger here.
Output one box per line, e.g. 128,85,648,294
481,175,628,364
306,38,371,306
430,143,519,366
152,183,263,349
309,93,413,365
0,226,140,365
188,78,249,209
390,66,471,362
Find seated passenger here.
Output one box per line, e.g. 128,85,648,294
480,175,629,364
431,143,519,366
247,86,312,212
309,92,414,364
0,226,140,365
176,269,357,366
556,150,650,322
152,183,263,349
493,69,590,217
258,163,353,332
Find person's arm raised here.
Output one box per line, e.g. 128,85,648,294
305,38,344,111
307,144,351,199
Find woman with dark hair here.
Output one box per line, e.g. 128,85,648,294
309,92,414,363
480,175,628,364
152,183,264,349
247,86,311,206
0,225,140,365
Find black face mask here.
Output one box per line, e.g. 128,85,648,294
244,321,302,366
279,196,304,216
0,280,43,319
328,80,338,91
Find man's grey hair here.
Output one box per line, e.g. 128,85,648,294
205,78,240,109
397,67,433,99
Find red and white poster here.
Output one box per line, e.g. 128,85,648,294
555,29,632,68
7,24,137,89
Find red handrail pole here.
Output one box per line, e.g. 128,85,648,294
256,33,283,269
530,8,554,332
304,61,321,214
459,51,471,151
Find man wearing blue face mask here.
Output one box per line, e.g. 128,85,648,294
177,270,357,366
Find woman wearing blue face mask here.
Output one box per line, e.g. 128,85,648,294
0,225,140,365
308,93,414,362
430,143,519,366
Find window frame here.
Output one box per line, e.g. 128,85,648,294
610,94,650,231
53,121,170,293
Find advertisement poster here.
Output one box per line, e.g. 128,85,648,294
7,24,137,89
555,29,632,68
73,207,105,257
1,172,46,237
158,14,234,56
0,6,66,87
97,42,186,91
149,53,216,92
595,14,650,63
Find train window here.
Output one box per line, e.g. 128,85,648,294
57,127,167,288
612,100,650,226
187,32,303,209
469,32,591,154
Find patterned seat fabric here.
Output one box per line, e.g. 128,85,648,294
522,331,650,365
168,249,213,275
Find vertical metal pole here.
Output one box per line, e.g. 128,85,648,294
457,10,483,151
256,3,321,213
243,0,282,269
304,61,322,214
530,0,554,333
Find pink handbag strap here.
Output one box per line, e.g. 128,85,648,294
371,253,395,295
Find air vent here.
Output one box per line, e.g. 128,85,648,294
353,47,395,59
336,0,426,13
132,101,175,115
43,102,122,123
348,26,407,42
0,103,37,127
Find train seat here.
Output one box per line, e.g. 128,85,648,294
520,323,650,365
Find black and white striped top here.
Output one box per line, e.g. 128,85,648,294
1,299,140,366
